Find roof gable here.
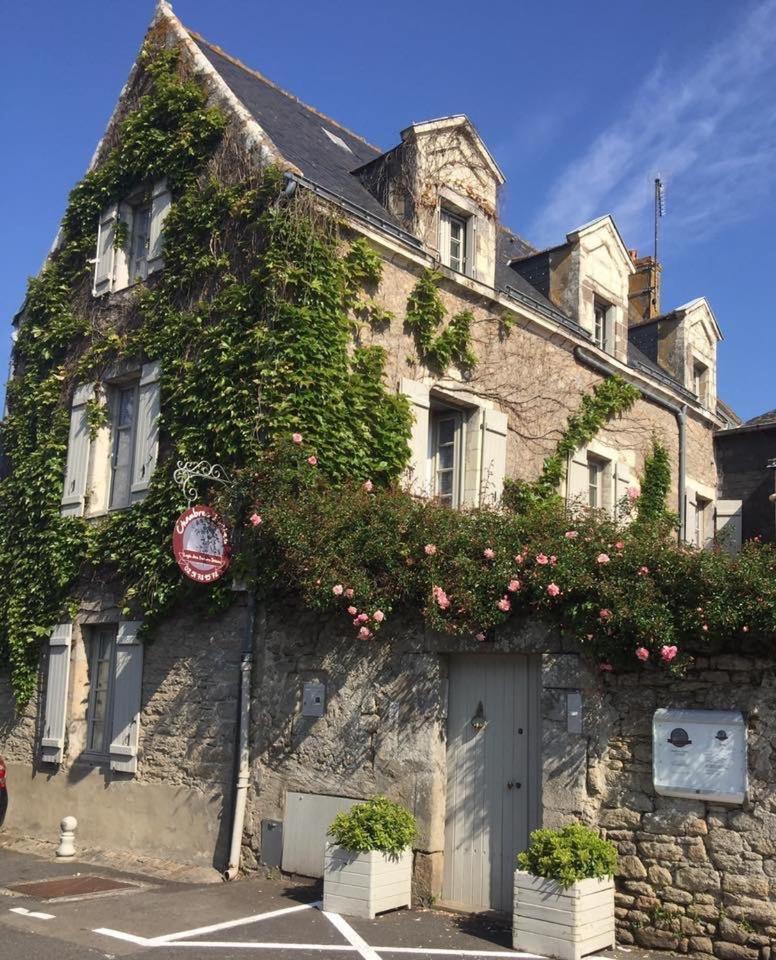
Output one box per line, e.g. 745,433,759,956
566,215,635,275
676,296,723,342
401,116,505,185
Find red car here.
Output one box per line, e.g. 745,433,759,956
0,756,7,827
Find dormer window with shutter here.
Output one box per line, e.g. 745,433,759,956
440,208,470,275
93,179,171,296
60,361,161,518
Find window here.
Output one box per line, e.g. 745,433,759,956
93,179,171,296
86,625,117,757
432,410,462,507
61,361,160,518
440,208,468,274
693,361,708,406
109,384,138,510
587,454,610,510
593,299,610,351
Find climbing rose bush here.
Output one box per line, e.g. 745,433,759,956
220,439,776,672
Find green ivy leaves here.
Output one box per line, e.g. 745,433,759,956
405,269,476,372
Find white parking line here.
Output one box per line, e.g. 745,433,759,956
164,944,358,952
10,907,55,920
322,911,381,960
149,900,321,945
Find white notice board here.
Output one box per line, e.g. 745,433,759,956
653,708,747,804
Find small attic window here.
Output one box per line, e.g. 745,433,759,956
321,127,353,153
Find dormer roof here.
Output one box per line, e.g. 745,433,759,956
400,115,506,185
566,215,635,275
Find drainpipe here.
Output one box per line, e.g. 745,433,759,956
224,591,256,881
573,346,687,542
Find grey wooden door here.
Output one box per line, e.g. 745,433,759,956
442,654,541,912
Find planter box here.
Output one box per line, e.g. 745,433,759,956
513,870,615,960
323,843,412,919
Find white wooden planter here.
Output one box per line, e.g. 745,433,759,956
323,843,412,919
513,870,615,960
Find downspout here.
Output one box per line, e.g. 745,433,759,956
573,347,687,542
224,590,256,881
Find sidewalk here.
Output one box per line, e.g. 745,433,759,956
0,837,675,960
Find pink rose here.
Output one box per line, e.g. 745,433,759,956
358,626,372,640
475,632,486,643
373,610,385,623
483,547,495,560
635,647,650,662
660,645,678,662
536,553,549,565
599,662,614,673
425,544,437,556
292,432,303,444
597,553,610,564
702,624,709,633
627,486,640,500
599,608,612,620
332,584,344,596
546,583,560,597
638,566,649,576
742,625,749,633
249,513,262,527
347,606,357,616
497,596,511,612
344,588,354,599
514,554,524,565
549,555,557,565
363,479,373,493
357,613,369,623
507,579,521,592
307,455,318,466
614,541,624,550
432,585,450,610
564,531,578,539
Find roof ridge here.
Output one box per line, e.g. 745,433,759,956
188,31,383,154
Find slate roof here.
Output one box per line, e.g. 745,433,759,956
193,36,405,230
746,409,776,427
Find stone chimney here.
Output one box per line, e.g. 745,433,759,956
628,249,661,325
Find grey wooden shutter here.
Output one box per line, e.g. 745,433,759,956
61,383,94,517
461,408,482,508
109,621,144,774
715,499,743,553
41,623,72,764
614,462,631,520
566,448,589,507
147,179,171,275
399,377,431,496
130,361,161,501
479,408,508,504
93,203,118,296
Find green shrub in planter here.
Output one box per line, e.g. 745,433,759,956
517,824,617,888
328,796,417,854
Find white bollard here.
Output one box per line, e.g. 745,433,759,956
56,816,77,859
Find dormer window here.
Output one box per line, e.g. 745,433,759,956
693,361,709,406
440,208,468,274
594,298,612,352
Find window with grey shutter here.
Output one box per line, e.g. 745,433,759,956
93,204,118,296
130,361,161,501
147,179,171,275
61,383,94,517
41,623,73,765
109,621,144,775
479,408,508,504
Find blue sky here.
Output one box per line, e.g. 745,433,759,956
2,0,775,419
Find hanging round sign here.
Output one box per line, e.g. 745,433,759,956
172,505,231,583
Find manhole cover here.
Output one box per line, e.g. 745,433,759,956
7,875,138,900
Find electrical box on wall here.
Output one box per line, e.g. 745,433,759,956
653,708,747,804
302,680,326,717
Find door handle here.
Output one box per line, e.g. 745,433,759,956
507,781,513,789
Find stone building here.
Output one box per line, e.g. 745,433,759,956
2,3,772,956
716,411,776,543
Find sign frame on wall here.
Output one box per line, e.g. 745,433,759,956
653,708,747,805
172,504,231,584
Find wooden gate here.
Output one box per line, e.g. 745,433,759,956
442,654,541,912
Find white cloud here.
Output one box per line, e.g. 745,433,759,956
527,0,776,249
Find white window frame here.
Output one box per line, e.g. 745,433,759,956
107,380,140,512
694,494,711,548
440,208,469,275
431,407,463,508
693,360,709,406
593,298,611,352
126,193,153,285
85,624,118,759
587,453,611,511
